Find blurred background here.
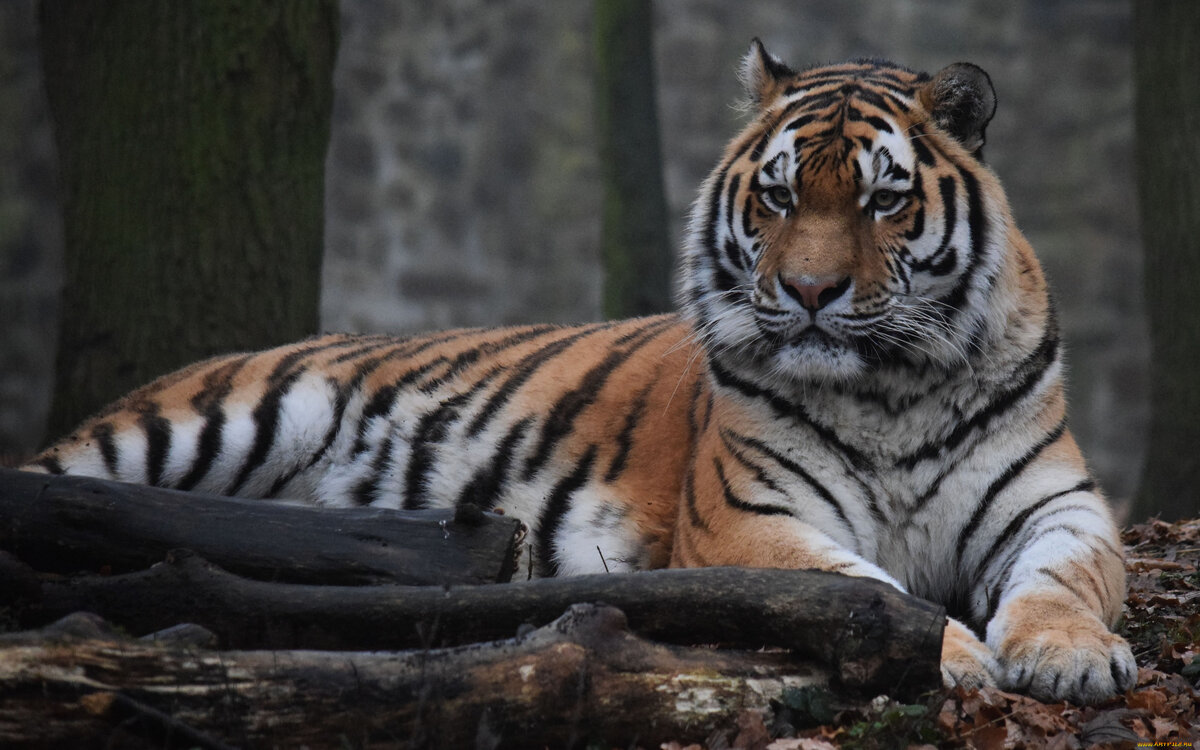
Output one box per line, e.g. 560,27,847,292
0,1,1144,500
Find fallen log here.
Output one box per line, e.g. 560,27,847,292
8,551,945,697
0,467,523,585
0,608,828,749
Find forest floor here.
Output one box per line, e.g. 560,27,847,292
667,518,1200,750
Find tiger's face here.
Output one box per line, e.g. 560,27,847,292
680,45,1004,386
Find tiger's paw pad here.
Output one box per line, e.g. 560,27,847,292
941,618,999,690
996,622,1135,705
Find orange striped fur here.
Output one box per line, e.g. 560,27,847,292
26,44,1133,704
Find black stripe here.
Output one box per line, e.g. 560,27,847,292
269,326,470,495
351,358,452,455
712,456,794,517
327,335,407,365
749,116,782,162
416,325,559,394
701,382,713,432
712,258,738,293
403,392,474,510
673,518,713,565
938,166,988,314
227,369,305,496
703,165,731,262
331,335,433,366
898,322,1060,471
223,339,365,495
683,460,708,532
268,377,349,498
851,87,903,112
268,342,418,497
605,378,655,482
901,177,927,241
455,416,534,509
38,456,64,474
789,89,842,113
465,325,607,439
683,378,710,533
1037,566,1091,607
353,431,395,506
724,173,741,237
721,431,783,494
707,357,869,470
349,333,489,447
906,176,958,276
178,409,227,492
91,422,119,475
535,445,598,577
613,317,670,346
847,107,894,133
973,479,1095,582
910,125,935,165
685,377,704,438
741,194,758,238
722,238,746,273
521,320,669,480
177,357,250,492
339,335,487,462
984,510,1102,622
783,113,816,133
137,403,172,487
361,363,506,508
955,419,1069,564
723,429,853,532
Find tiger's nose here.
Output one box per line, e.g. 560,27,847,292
781,275,852,312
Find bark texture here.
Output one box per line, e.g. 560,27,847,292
0,608,828,749
0,468,523,585
39,1,337,439
594,0,672,317
1132,1,1200,521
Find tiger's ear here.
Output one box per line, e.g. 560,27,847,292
920,63,997,157
739,39,795,110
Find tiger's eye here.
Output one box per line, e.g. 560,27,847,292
872,189,899,210
764,185,792,208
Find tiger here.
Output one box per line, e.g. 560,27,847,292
22,42,1134,705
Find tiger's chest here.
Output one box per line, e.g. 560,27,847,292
727,373,1029,588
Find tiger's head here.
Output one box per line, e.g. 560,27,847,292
680,42,1025,388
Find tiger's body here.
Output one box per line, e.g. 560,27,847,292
25,44,1135,705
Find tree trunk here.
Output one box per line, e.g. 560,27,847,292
1131,2,1200,521
0,468,523,585
0,607,830,750
594,0,672,318
38,2,337,440
6,549,944,700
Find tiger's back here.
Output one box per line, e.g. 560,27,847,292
30,315,704,576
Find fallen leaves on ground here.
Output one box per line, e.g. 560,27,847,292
663,518,1200,749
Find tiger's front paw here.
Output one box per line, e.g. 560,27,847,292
941,618,999,690
990,599,1136,705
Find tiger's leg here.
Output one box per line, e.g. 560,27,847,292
672,451,999,690
965,472,1135,704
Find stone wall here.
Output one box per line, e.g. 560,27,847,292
323,0,1144,498
3,1,1145,500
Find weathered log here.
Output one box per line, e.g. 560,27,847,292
10,551,945,697
0,467,523,585
0,608,828,749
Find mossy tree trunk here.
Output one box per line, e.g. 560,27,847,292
1132,1,1200,521
39,1,337,440
594,0,672,319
